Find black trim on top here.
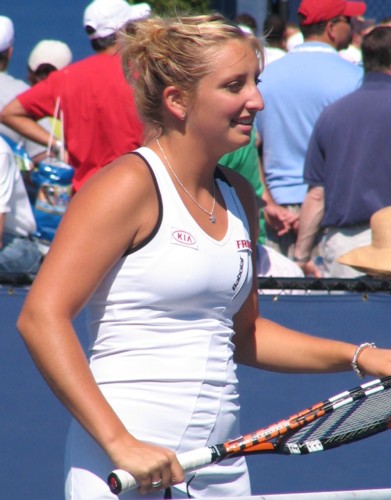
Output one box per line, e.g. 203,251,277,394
122,161,228,257
215,164,232,186
122,151,163,257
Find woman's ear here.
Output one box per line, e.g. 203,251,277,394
162,86,187,121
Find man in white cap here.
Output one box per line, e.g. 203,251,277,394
83,0,150,46
25,40,73,151
0,15,47,163
27,39,73,86
1,1,150,192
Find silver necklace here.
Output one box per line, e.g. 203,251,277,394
156,138,216,223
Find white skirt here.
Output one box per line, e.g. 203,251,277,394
65,379,251,499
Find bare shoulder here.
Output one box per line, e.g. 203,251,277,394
71,152,157,218
83,152,154,198
61,151,159,251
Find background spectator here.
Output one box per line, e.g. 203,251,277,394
256,0,366,258
1,0,149,192
262,14,287,65
220,129,297,248
219,129,266,243
339,16,376,64
0,135,41,275
27,39,72,85
27,39,73,148
294,26,391,278
0,16,47,164
235,12,258,35
285,21,304,51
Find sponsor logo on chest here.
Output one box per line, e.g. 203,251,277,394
236,239,252,251
170,228,198,249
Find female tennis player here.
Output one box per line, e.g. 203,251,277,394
17,13,391,499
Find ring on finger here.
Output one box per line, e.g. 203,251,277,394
151,480,162,488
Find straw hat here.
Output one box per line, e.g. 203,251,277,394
338,206,391,276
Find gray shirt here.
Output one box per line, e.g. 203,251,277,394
0,71,46,159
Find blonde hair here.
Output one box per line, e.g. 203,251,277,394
119,13,264,129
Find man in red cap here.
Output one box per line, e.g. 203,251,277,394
294,26,391,278
298,0,366,27
256,0,367,259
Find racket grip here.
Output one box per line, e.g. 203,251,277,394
108,469,137,495
108,447,213,495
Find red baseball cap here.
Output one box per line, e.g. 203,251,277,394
298,0,366,25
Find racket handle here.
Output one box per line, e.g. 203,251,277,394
108,469,137,495
108,447,214,495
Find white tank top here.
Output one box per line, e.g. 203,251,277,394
87,147,253,452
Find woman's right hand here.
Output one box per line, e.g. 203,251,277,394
108,434,185,494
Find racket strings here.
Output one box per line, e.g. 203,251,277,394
283,387,391,453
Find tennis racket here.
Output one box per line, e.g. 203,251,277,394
108,375,391,495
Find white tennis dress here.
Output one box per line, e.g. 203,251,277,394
65,147,254,499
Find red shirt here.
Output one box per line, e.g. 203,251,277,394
18,52,144,191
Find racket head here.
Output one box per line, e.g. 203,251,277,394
278,376,391,454
222,376,391,457
107,377,391,494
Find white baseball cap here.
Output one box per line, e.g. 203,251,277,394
0,16,14,52
28,40,73,71
83,0,151,40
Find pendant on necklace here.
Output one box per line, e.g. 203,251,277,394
210,214,216,223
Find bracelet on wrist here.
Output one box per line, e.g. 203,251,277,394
293,255,310,263
351,342,377,379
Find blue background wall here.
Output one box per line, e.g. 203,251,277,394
1,286,390,499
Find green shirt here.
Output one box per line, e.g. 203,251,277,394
219,129,265,243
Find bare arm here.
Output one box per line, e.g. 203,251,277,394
1,98,52,149
294,185,325,276
17,155,184,492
